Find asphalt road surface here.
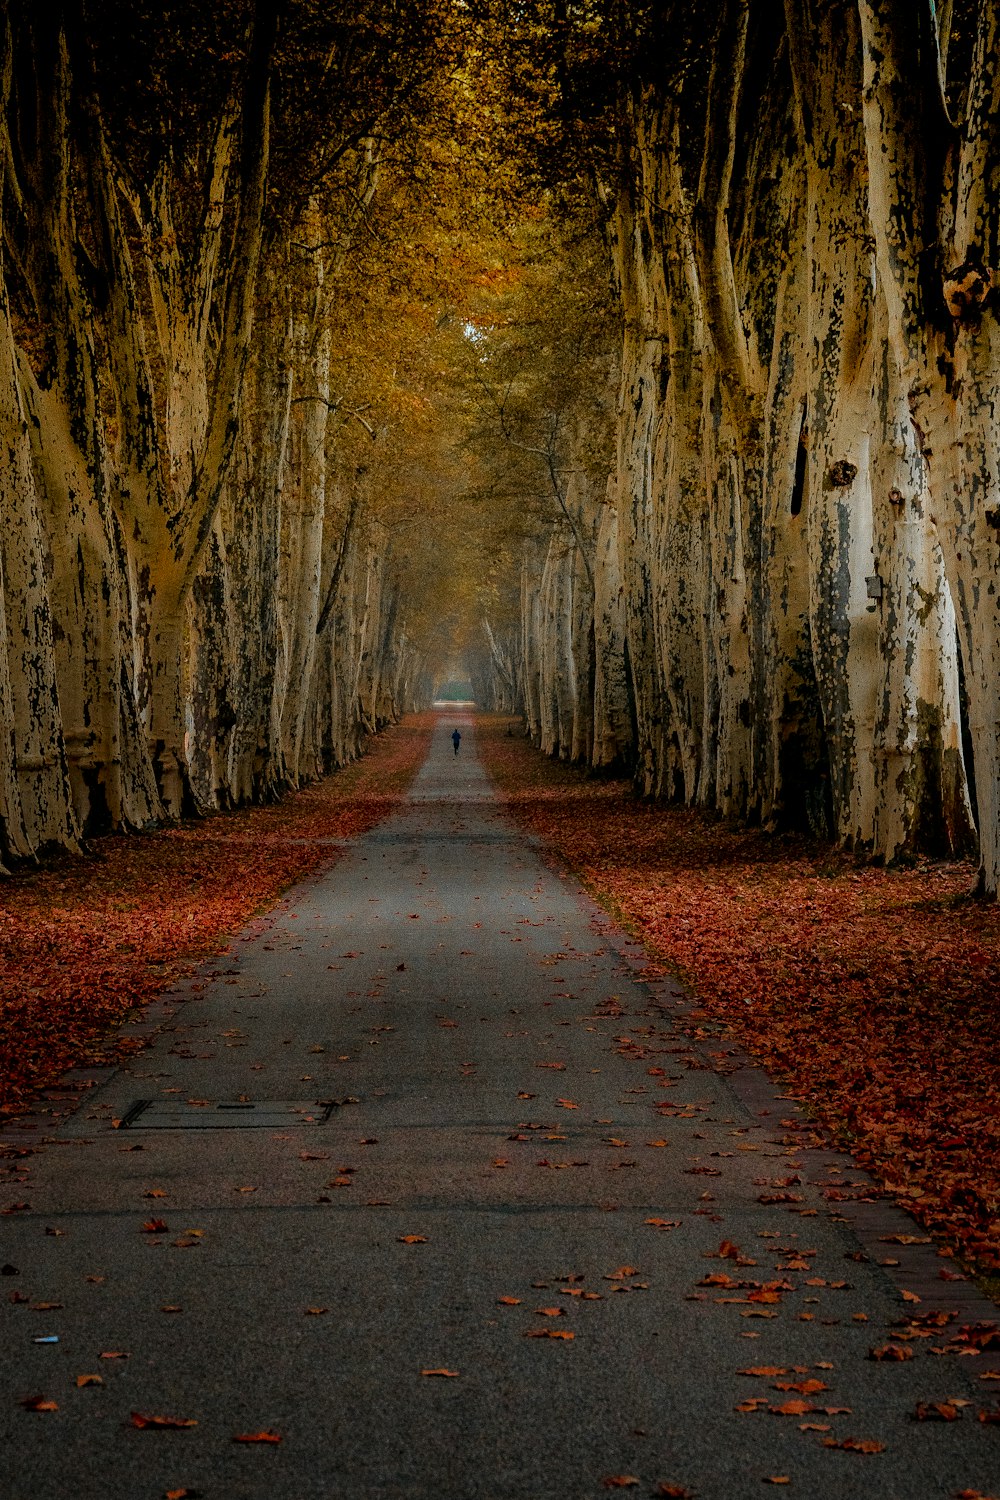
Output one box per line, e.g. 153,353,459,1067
2,717,998,1499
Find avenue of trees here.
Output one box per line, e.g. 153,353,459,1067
3,1,1000,896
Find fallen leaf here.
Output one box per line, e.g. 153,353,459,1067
232,1430,282,1443
130,1411,198,1430
21,1395,58,1412
869,1344,913,1362
397,1235,428,1244
822,1437,885,1453
76,1374,103,1388
602,1479,640,1490
140,1219,168,1234
497,1296,521,1306
420,1369,459,1377
524,1329,575,1339
913,1401,960,1421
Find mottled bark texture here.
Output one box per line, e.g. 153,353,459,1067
0,10,425,859
516,0,989,884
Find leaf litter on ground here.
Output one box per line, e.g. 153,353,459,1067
478,716,1000,1275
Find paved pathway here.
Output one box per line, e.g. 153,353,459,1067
2,718,998,1499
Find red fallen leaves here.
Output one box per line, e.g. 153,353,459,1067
479,717,1000,1275
141,1219,168,1234
0,716,434,1120
869,1344,914,1362
420,1369,459,1378
232,1430,283,1442
21,1394,58,1412
602,1479,640,1490
823,1437,885,1453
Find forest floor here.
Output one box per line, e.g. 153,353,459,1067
0,714,435,1121
476,715,1000,1287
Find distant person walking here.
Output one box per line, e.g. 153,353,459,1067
451,729,461,756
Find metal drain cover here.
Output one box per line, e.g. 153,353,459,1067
118,1099,341,1130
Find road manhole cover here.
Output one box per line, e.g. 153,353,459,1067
117,1099,345,1130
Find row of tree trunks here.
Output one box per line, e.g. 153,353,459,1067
0,14,425,861
515,0,993,884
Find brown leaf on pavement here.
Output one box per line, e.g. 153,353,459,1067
913,1401,961,1421
140,1219,168,1233
21,1395,58,1412
130,1411,198,1430
420,1369,459,1377
76,1374,103,1388
822,1437,885,1452
602,1478,640,1489
525,1328,575,1339
232,1430,283,1442
397,1235,427,1244
497,1296,521,1306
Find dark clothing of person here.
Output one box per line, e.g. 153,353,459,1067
451,730,461,756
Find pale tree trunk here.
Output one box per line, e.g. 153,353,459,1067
0,276,78,854
591,496,633,768
520,541,545,742
648,105,708,802
276,217,334,783
758,166,823,832
606,135,668,793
